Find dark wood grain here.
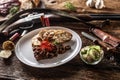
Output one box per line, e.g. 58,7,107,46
0,20,120,80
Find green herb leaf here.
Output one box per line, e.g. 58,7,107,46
53,41,59,45
9,6,19,15
64,2,76,11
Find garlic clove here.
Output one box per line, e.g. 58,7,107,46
95,0,105,9
86,0,96,8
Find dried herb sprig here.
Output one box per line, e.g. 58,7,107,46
64,2,76,11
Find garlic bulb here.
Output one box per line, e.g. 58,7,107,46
86,0,105,9
86,0,96,8
95,0,105,9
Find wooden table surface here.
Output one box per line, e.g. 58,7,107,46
0,20,120,80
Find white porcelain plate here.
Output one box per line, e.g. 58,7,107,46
15,26,82,68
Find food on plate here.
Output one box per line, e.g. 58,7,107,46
80,45,104,65
0,0,41,16
31,29,72,61
38,29,72,43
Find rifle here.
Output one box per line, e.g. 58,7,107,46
0,8,119,44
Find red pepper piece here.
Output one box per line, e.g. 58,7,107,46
40,40,53,51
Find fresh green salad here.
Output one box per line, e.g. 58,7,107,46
80,45,104,65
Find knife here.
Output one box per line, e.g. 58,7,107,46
81,32,114,50
91,28,120,48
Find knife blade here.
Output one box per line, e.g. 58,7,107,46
81,32,97,42
81,32,114,50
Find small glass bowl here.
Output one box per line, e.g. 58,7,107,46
79,45,104,65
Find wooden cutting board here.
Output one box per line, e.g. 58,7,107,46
42,0,120,14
